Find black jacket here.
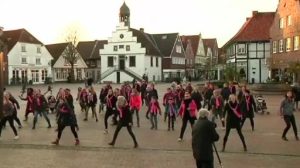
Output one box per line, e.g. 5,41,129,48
192,91,202,110
192,118,219,161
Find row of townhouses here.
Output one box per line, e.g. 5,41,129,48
1,2,220,85
223,0,300,83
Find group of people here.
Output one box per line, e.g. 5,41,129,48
0,79,299,168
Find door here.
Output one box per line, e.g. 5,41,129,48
119,55,125,70
117,71,120,84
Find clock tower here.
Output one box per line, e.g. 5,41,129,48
119,2,130,27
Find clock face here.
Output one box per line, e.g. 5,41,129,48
120,34,124,39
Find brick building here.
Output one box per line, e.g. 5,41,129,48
270,0,300,82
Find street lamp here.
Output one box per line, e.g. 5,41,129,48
0,26,5,119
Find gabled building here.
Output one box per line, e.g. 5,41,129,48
203,38,219,80
181,35,199,79
3,28,53,85
46,43,87,82
153,33,186,81
223,11,275,83
194,34,207,80
77,40,107,83
100,2,162,83
270,0,300,82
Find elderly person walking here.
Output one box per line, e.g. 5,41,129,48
192,109,219,168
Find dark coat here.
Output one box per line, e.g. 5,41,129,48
192,91,203,110
192,118,219,161
223,101,242,129
57,102,77,127
118,105,133,127
221,87,231,101
33,95,48,112
240,95,257,118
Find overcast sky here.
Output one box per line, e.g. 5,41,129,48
0,0,278,47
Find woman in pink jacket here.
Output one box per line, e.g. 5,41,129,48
178,91,197,142
129,88,142,127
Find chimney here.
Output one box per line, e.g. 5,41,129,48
140,28,144,32
252,11,258,16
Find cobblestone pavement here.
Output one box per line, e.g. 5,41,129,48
0,83,299,168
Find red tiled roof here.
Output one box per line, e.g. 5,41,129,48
203,38,218,56
224,12,275,47
3,28,43,53
180,35,200,56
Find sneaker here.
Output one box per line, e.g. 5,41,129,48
108,142,114,146
18,125,22,129
96,119,98,122
177,138,182,142
243,146,247,152
282,137,288,141
103,129,108,134
14,136,19,140
296,136,299,141
83,118,88,121
134,143,139,148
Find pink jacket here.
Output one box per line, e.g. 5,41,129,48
178,100,197,118
129,94,142,111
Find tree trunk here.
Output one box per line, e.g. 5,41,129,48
70,63,75,83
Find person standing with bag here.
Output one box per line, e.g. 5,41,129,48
280,91,299,141
192,109,219,168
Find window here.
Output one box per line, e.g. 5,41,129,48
31,70,39,83
113,46,118,51
129,56,136,67
279,40,284,53
126,45,130,51
21,70,27,83
176,45,182,53
76,69,81,80
21,57,27,64
287,15,292,26
21,45,26,52
279,18,285,29
156,57,159,67
119,45,124,49
151,57,153,67
36,58,41,65
41,70,48,81
294,36,299,51
12,70,19,79
286,38,291,52
107,56,114,67
237,44,246,54
272,41,277,53
37,46,41,53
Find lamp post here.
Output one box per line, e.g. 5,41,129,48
0,26,5,119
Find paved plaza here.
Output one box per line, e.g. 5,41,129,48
0,83,299,168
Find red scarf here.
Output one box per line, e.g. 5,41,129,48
229,102,241,118
246,96,251,112
216,97,221,108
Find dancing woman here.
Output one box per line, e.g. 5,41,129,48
52,96,79,145
108,96,138,148
222,94,247,152
103,89,117,134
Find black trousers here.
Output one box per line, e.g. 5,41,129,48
110,124,138,145
179,117,195,139
282,115,298,138
3,112,22,127
104,108,114,129
241,117,254,130
196,160,214,168
131,108,140,127
223,125,246,148
0,116,18,136
57,125,78,139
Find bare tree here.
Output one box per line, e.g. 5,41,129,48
63,31,79,82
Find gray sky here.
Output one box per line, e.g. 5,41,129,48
0,0,278,46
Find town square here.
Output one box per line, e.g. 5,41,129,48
0,0,300,168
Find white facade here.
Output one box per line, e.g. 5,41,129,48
100,22,162,83
52,50,87,82
226,42,271,83
7,42,53,84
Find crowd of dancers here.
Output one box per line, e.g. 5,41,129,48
0,80,298,150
